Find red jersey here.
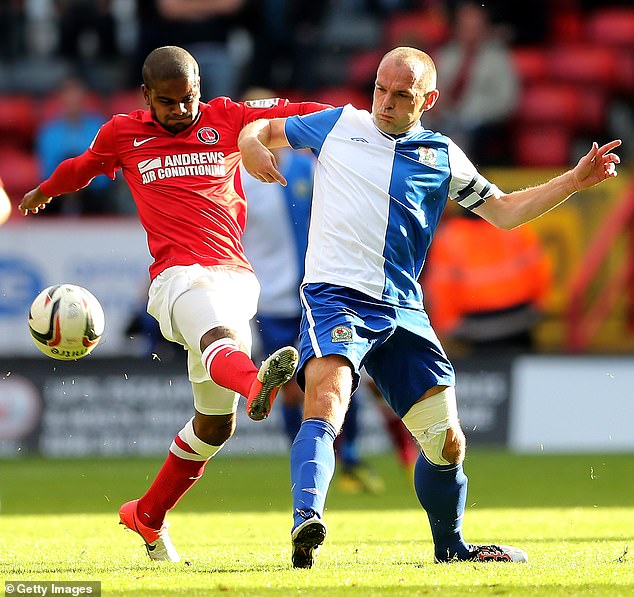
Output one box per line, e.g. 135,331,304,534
39,97,328,279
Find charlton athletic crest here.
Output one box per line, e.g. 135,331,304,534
331,325,353,343
197,127,220,144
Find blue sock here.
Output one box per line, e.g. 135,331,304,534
414,453,470,561
281,403,303,445
290,418,337,529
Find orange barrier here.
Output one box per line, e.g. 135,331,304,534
566,183,634,351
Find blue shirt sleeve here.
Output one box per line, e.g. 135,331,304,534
285,107,344,157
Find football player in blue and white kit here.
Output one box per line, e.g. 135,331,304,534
239,47,621,568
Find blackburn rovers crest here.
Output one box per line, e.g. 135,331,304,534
418,146,438,167
331,325,353,343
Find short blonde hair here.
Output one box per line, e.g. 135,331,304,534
379,47,437,92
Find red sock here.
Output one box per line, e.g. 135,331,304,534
202,339,258,396
137,451,207,529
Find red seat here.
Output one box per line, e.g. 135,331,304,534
549,10,584,44
513,125,573,168
346,50,384,88
313,86,370,111
548,44,618,90
0,94,38,149
108,88,146,115
0,148,41,200
516,83,582,128
614,52,634,94
384,11,449,51
586,8,634,47
586,9,634,94
578,89,608,133
511,47,549,85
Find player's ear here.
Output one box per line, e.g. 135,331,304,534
423,89,439,111
141,84,151,107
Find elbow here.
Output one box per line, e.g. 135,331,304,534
483,206,524,230
474,194,526,230
498,218,522,231
238,119,268,148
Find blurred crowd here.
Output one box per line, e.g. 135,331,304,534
2,0,631,476
0,0,631,213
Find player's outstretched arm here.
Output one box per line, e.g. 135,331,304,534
474,139,622,230
19,187,52,216
238,118,290,186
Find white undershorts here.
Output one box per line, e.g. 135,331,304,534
147,264,260,414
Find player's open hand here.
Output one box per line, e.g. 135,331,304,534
240,141,288,186
19,187,52,216
572,140,621,191
238,119,289,186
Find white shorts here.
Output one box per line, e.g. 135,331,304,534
147,264,260,414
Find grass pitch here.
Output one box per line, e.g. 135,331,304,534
1,451,633,596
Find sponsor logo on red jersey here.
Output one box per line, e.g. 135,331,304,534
138,152,226,184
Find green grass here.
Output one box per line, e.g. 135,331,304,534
1,452,633,596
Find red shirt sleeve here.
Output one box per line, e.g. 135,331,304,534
275,100,333,117
39,119,121,198
237,98,331,127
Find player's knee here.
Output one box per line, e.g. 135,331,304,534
199,326,241,353
303,390,348,433
303,355,353,431
402,387,462,466
193,413,235,445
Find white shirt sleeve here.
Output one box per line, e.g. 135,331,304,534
447,138,500,210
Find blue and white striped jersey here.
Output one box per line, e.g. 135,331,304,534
285,104,500,309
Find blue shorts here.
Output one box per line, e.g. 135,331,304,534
297,283,455,418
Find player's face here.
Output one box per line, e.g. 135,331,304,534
372,60,434,135
144,76,201,134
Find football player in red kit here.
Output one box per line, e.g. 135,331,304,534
19,46,328,562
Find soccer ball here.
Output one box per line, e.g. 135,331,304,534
28,284,105,360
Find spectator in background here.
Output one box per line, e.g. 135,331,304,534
244,1,328,93
133,0,247,99
423,205,552,356
54,0,119,65
0,0,27,63
426,1,519,165
477,0,549,46
36,77,116,215
364,0,417,16
0,177,11,226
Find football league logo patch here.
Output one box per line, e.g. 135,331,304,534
244,98,280,108
331,325,353,343
197,127,220,145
